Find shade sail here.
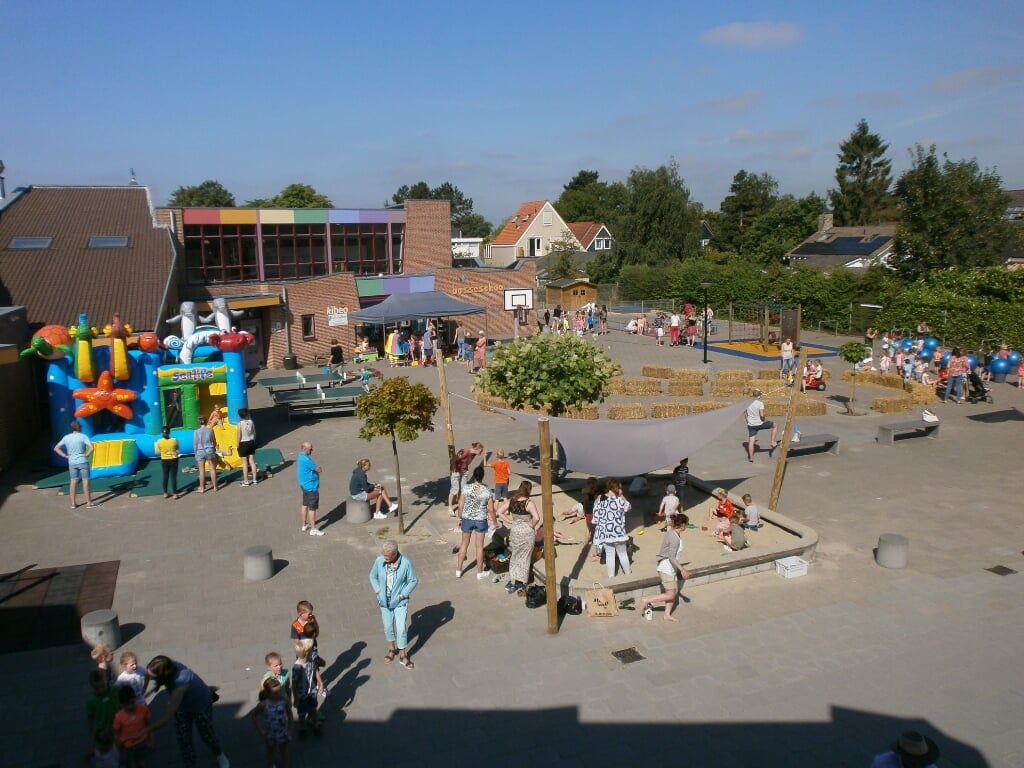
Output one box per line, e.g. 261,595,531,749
495,400,750,477
348,291,485,324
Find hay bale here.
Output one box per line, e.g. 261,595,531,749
716,369,754,383
650,402,694,418
711,379,748,396
641,365,674,379
667,380,704,397
763,399,788,417
904,381,939,405
794,399,827,416
607,403,646,420
608,378,661,395
871,395,913,413
757,368,782,379
749,380,789,398
671,368,709,383
474,392,598,419
690,401,733,414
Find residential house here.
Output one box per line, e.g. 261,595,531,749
567,222,613,253
785,213,896,272
487,201,579,267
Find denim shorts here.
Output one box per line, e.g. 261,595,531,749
461,518,488,534
69,464,90,480
351,491,368,502
302,490,320,511
747,421,774,437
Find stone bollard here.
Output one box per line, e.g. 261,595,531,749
244,545,274,581
876,533,909,569
346,497,372,524
81,608,121,649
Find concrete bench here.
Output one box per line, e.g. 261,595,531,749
786,433,840,456
81,609,121,649
877,419,941,446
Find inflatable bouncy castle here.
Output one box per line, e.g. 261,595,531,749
24,312,252,478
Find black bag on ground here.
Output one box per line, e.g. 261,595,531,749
558,593,582,615
524,584,546,608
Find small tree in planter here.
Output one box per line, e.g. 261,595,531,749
356,376,440,534
839,341,869,415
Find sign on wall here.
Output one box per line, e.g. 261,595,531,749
327,305,349,327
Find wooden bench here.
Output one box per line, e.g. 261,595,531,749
877,419,940,446
784,433,840,456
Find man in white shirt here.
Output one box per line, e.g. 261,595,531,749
745,389,778,463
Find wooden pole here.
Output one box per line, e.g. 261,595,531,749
436,329,456,469
539,417,558,634
768,378,799,511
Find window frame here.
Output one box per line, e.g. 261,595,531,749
301,314,316,341
7,236,53,249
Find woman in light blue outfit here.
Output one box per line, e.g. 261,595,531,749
369,539,419,669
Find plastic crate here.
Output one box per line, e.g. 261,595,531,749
775,556,808,578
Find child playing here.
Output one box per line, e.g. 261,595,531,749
113,685,154,768
116,651,146,705
672,458,689,489
714,512,748,551
740,493,760,530
486,450,511,501
91,644,116,687
260,652,291,701
252,677,293,768
360,366,372,393
84,727,119,768
708,487,734,537
291,639,324,740
656,484,681,532
291,601,320,668
86,669,121,735
1018,357,1024,389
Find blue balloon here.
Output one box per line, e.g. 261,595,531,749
918,349,931,359
924,337,939,351
1008,350,1021,366
941,352,951,366
991,358,1010,374
901,339,914,351
967,354,977,369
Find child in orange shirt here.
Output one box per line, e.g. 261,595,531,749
113,685,154,768
487,450,511,501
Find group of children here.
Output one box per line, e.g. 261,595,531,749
85,646,152,768
707,487,760,553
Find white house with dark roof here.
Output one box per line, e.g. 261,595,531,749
785,213,896,272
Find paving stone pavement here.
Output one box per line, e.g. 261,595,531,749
1,330,1021,767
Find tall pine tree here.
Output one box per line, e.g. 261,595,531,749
830,120,895,225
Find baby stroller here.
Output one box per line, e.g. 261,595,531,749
966,368,993,404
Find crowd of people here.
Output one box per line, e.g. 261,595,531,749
540,303,609,337
625,303,714,347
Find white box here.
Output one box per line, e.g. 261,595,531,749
775,556,808,578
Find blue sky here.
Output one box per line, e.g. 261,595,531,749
3,1,1022,226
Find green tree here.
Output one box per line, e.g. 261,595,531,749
246,183,333,208
390,181,487,232
830,119,896,226
456,212,493,238
554,170,629,235
838,341,869,415
544,229,581,281
617,160,703,267
355,376,440,534
745,193,825,264
168,179,236,207
474,333,619,416
716,170,779,254
894,145,1017,279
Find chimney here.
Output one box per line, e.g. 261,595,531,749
818,213,833,232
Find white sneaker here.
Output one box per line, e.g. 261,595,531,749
477,570,492,580
389,502,399,513
217,755,230,768
301,524,310,532
373,511,388,520
309,528,324,537
455,570,462,578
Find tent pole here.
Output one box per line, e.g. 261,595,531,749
539,418,558,634
436,319,456,467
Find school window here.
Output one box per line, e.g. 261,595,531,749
301,314,316,340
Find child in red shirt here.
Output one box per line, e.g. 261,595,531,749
112,685,154,768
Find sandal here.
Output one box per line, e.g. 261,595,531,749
398,653,414,670
383,649,397,665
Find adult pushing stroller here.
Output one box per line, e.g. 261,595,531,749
966,368,993,404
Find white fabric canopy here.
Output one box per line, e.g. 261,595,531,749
496,400,751,477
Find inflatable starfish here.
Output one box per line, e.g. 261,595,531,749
72,370,138,419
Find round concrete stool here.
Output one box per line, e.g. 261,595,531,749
244,545,274,581
81,609,121,649
876,533,909,569
346,497,372,524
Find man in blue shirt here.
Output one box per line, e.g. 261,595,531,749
297,442,324,537
54,420,97,509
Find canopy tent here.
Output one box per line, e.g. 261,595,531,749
495,401,750,477
348,291,485,324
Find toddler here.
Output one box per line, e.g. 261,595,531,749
740,493,760,530
486,450,511,501
657,484,681,532
91,643,116,687
112,684,154,768
252,677,293,768
116,651,146,705
291,639,324,740
84,727,119,768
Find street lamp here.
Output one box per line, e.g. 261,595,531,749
700,281,713,365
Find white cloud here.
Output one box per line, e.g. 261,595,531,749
925,64,1024,94
701,21,803,48
701,90,763,113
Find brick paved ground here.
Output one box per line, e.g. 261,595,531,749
1,330,1020,767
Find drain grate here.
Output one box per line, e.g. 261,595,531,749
986,565,1018,576
611,647,645,664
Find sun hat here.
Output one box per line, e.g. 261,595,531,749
893,731,939,767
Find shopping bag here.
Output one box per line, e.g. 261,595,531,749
584,582,618,617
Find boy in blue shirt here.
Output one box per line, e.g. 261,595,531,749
297,442,324,537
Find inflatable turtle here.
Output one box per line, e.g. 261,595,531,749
20,324,72,360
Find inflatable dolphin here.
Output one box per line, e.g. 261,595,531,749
167,301,199,339
202,297,245,333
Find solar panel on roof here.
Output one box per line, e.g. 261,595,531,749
792,236,886,257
